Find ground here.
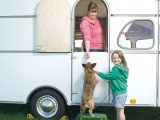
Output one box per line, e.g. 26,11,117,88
0,104,160,120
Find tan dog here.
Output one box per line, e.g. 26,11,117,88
80,62,98,116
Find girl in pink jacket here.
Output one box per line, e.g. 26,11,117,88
80,2,105,59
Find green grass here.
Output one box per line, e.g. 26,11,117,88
65,106,160,120
0,104,29,120
94,106,160,120
0,113,27,120
0,104,160,120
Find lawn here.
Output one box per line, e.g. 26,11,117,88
1,103,160,120
0,104,28,120
65,106,160,120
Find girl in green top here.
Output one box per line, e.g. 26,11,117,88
95,50,129,120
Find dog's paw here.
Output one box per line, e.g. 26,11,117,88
90,113,95,117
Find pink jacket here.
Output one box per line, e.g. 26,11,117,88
80,16,104,50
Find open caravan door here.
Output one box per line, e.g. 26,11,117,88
71,0,110,105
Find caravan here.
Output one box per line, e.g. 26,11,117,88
0,0,159,119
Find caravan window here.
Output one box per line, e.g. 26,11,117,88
118,20,154,49
74,0,108,52
36,0,71,52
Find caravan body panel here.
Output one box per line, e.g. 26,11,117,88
0,0,159,107
0,53,72,104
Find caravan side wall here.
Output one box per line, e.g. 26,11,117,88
0,0,72,104
107,0,159,106
0,0,160,107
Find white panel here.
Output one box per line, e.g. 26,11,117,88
110,16,158,51
125,54,156,105
0,0,40,15
0,53,71,103
107,0,157,14
159,57,160,106
72,52,109,103
0,18,35,50
0,0,157,15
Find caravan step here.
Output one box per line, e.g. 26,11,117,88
76,113,108,120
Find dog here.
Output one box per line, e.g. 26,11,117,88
80,62,98,116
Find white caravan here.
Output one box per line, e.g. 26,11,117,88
0,0,159,119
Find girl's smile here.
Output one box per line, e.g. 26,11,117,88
112,53,122,65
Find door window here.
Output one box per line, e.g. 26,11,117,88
74,0,108,52
118,20,154,49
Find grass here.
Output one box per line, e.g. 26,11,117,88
65,106,160,120
0,104,29,120
0,104,160,120
95,106,160,120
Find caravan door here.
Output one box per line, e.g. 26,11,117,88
71,0,110,104
72,52,109,104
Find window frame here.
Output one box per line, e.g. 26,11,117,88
117,19,155,50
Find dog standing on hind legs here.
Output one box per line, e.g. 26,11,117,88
80,62,98,116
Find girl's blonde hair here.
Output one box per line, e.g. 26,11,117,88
111,50,129,70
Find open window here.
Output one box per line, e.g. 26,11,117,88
74,0,108,52
118,20,154,49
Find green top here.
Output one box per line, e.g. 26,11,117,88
98,64,129,94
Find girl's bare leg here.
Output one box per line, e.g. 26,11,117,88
116,108,125,120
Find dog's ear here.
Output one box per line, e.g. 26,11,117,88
91,63,96,68
82,64,86,68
